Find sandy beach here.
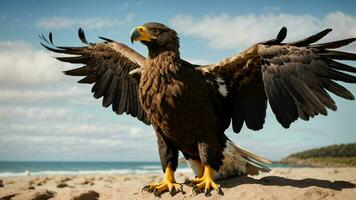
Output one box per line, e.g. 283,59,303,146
0,167,355,200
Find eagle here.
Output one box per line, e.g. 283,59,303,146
41,22,356,196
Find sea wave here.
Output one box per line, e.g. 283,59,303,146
0,167,192,177
140,165,162,170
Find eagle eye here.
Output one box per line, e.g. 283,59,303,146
152,29,160,35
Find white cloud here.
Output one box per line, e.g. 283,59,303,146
0,85,91,104
171,11,356,51
323,11,356,39
36,13,135,30
0,106,69,121
0,41,69,87
0,106,95,122
0,113,155,161
0,134,125,153
0,40,97,107
128,127,155,139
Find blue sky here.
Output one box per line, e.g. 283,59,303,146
0,0,355,162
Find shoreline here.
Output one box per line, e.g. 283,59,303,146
0,167,355,199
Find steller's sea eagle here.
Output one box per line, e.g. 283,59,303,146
41,22,356,196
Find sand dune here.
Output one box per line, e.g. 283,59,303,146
0,168,355,200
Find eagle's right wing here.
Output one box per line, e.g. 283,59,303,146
40,29,150,125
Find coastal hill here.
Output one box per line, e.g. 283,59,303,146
280,143,356,167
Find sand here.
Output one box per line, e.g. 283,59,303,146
0,168,355,200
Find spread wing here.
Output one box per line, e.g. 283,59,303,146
198,27,356,133
40,28,150,125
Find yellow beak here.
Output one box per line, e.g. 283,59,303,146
130,26,156,43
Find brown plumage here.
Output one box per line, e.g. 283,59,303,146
41,30,150,124
40,23,356,196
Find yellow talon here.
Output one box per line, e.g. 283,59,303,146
193,175,205,183
192,165,222,196
142,166,183,196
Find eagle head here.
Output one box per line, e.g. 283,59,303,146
130,22,179,55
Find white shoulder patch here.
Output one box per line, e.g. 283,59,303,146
216,77,228,97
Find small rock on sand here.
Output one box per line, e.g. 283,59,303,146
61,177,71,182
57,183,68,188
12,189,55,200
28,185,35,190
72,190,99,200
0,192,17,200
0,179,3,187
81,180,94,185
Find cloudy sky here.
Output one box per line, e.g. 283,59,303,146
0,0,356,162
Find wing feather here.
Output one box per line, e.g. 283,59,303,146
40,29,150,125
103,75,118,108
64,66,94,76
198,27,356,132
112,78,123,113
117,79,128,114
78,74,96,84
310,38,356,49
94,70,113,99
328,60,356,73
324,80,354,100
56,56,87,64
319,50,356,60
287,28,332,46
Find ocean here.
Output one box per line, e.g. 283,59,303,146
0,161,291,177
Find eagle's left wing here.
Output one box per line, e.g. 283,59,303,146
197,27,356,133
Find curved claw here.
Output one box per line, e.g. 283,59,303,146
153,188,162,197
205,189,211,197
142,166,184,196
169,187,176,196
141,185,155,193
192,185,203,195
191,165,224,196
218,187,224,195
184,179,196,187
143,182,183,196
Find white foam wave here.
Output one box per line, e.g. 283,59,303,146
0,167,192,177
140,165,162,170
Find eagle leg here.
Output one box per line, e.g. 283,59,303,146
142,130,183,196
191,165,223,196
142,165,183,196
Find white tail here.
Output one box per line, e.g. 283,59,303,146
216,141,272,179
186,141,272,180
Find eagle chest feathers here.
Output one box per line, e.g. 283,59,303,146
139,52,185,130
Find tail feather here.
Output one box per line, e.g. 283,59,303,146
233,143,272,164
185,141,272,180
216,141,271,180
243,156,271,172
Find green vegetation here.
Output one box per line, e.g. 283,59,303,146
281,143,356,167
303,157,356,165
288,143,356,159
